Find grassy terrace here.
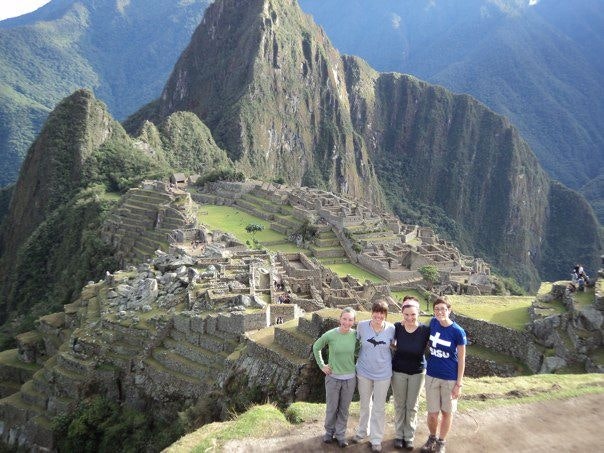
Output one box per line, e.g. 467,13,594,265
323,262,383,283
447,295,534,330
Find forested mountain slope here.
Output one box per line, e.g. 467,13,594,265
299,0,604,222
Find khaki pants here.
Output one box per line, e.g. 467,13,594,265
356,374,391,445
391,371,425,441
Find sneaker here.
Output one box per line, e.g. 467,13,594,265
371,444,382,453
351,435,365,444
337,439,349,448
420,434,437,452
323,433,334,443
394,438,404,449
433,439,446,453
404,439,414,451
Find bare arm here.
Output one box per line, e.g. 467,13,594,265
452,344,466,399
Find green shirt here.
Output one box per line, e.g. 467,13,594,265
313,327,357,376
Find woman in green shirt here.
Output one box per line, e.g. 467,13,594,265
313,307,357,448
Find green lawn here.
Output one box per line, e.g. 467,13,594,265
573,287,595,308
391,289,427,305
447,295,534,330
197,204,284,242
197,204,313,254
322,262,384,283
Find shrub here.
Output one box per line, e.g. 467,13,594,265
52,396,183,453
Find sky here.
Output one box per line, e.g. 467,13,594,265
0,0,52,21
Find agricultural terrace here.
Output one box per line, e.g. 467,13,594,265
196,204,381,280
447,295,534,330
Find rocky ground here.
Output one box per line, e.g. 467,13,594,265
223,393,602,452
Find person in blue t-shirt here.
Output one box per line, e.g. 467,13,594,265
420,297,467,453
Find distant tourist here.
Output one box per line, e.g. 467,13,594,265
391,296,431,450
312,307,357,448
420,297,467,453
352,299,395,452
571,264,591,291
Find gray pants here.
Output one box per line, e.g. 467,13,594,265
324,375,356,441
391,371,425,441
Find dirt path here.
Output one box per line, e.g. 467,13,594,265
224,393,603,452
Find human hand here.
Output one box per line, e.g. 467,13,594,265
322,365,332,375
451,383,462,399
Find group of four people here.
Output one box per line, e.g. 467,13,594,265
313,296,466,452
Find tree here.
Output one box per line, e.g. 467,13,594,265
245,223,264,235
245,223,264,248
419,265,440,291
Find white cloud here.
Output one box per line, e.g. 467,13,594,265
529,0,540,6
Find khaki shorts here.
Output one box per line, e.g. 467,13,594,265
425,375,458,413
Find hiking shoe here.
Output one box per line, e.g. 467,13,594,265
420,434,437,452
404,440,414,451
371,444,382,452
433,439,446,453
323,433,334,443
337,439,349,448
394,438,404,449
351,435,364,444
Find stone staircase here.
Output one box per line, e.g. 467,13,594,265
142,312,242,398
310,230,348,261
103,187,195,267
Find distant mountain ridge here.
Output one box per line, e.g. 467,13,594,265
0,0,210,187
298,0,604,222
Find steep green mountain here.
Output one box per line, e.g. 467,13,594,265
299,0,604,222
0,0,211,187
128,0,384,206
128,0,600,288
0,89,232,324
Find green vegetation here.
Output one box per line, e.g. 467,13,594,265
448,295,533,330
391,289,430,308
197,205,283,243
195,168,245,185
169,404,289,452
52,396,183,453
321,262,383,283
0,0,210,187
83,137,170,192
1,186,119,338
157,111,233,175
573,287,595,309
467,344,530,375
418,265,439,290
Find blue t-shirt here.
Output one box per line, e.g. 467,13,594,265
426,317,467,381
392,323,430,375
356,319,395,380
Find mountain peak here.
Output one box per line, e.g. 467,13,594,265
147,0,383,205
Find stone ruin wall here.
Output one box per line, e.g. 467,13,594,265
454,314,543,373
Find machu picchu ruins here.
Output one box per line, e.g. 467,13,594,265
1,177,602,451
